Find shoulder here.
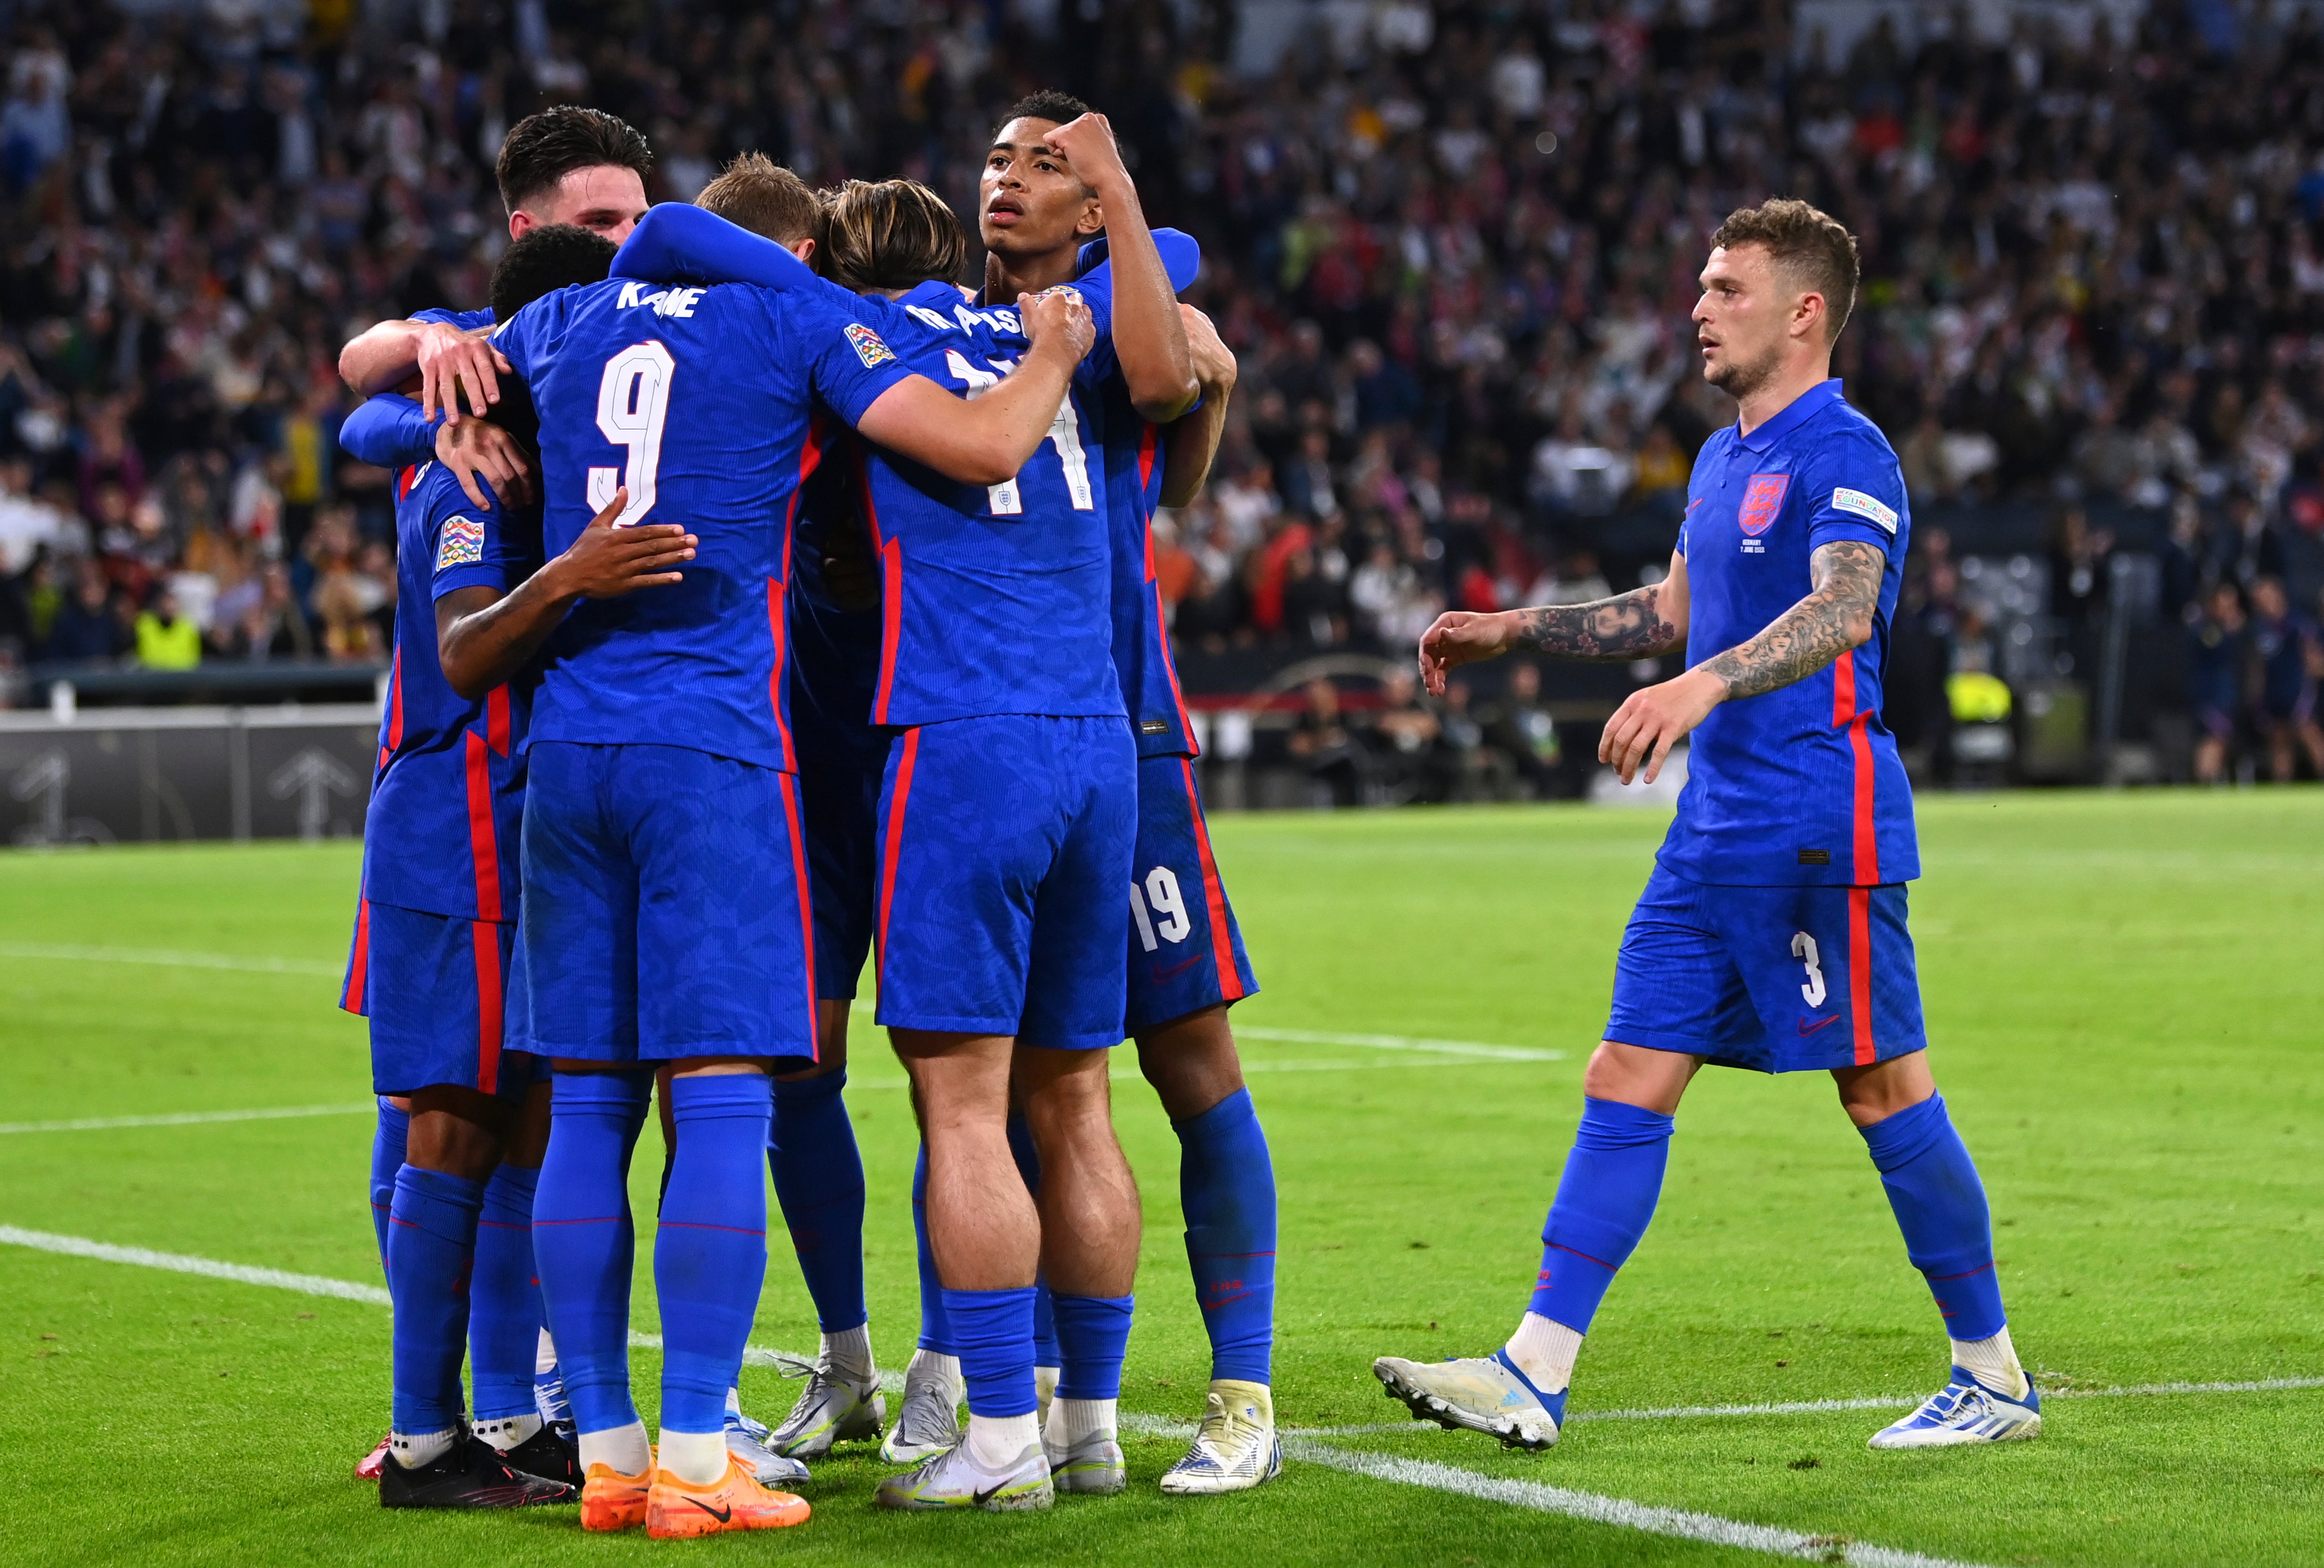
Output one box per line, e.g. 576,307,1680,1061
1804,399,1901,471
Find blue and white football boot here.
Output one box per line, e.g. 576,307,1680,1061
1372,1351,1566,1449
1868,1366,2041,1448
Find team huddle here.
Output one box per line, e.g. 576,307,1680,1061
336,89,2043,1544
338,95,1276,1534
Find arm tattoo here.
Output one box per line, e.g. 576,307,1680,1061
1700,540,1885,700
1510,585,1683,661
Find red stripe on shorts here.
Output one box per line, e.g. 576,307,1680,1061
1832,650,1879,884
1180,757,1245,1002
464,729,502,923
341,897,370,1014
779,769,820,1063
472,918,503,1094
875,727,922,993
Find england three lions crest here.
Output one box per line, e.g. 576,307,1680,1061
1740,473,1789,536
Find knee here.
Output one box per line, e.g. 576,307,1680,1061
1134,1009,1245,1120
1582,1041,1694,1114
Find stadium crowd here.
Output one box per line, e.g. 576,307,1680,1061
1,0,2321,779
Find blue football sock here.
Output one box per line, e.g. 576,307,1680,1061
1175,1087,1277,1384
1529,1097,1673,1334
769,1070,868,1333
656,1073,773,1435
532,1070,650,1438
470,1163,543,1423
1052,1293,1134,1401
1004,1114,1063,1368
945,1286,1037,1417
1859,1093,2007,1343
911,1143,952,1355
387,1165,484,1435
370,1098,408,1268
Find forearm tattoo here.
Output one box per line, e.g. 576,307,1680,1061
1700,540,1885,700
1510,585,1683,662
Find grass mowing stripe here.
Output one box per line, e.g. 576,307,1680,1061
1282,1437,1997,1568
0,1103,374,1134
1232,1026,1565,1061
0,941,345,976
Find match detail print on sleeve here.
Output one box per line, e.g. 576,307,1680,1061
1829,487,1898,533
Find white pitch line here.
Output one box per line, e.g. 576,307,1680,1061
0,942,342,977
0,1104,375,1135
1234,1027,1564,1063
1285,1438,1997,1568
0,1225,393,1305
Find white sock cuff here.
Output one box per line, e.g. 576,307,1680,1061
1951,1327,2028,1399
1504,1310,1584,1395
576,1419,652,1479
822,1323,874,1381
389,1427,458,1468
474,1412,542,1451
657,1427,729,1487
1046,1395,1116,1445
966,1410,1040,1467
535,1327,558,1376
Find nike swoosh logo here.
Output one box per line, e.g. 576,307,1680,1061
686,1498,733,1523
971,1481,1013,1505
1151,955,1203,982
1797,1014,1842,1036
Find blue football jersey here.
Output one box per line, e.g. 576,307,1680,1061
847,280,1121,728
360,460,543,923
490,277,913,771
1659,378,1918,887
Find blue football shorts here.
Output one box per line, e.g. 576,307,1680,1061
873,714,1135,1050
1123,753,1259,1036
795,693,886,1004
1605,863,1928,1073
342,897,543,1097
517,741,818,1066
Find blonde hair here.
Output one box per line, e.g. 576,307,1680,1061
695,152,823,249
820,179,968,292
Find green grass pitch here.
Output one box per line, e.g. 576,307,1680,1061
3,791,2321,1566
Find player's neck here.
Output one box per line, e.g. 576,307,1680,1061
981,246,1078,306
1732,354,1834,438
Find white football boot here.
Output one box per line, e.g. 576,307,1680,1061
1160,1380,1282,1495
765,1353,885,1459
1372,1351,1564,1449
876,1439,1053,1511
1868,1367,2041,1448
880,1355,965,1464
724,1389,810,1487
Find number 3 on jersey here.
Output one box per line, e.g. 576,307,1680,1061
589,342,674,526
944,349,1092,516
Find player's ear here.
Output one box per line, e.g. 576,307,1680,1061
1075,194,1106,239
789,237,817,265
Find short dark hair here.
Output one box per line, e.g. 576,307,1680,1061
489,223,617,320
485,224,617,451
821,179,968,292
495,106,651,217
993,90,1092,137
695,152,823,249
1709,198,1860,342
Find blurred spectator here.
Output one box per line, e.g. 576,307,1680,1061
45,559,127,662
2189,584,2250,785
1481,661,1562,799
2248,577,2324,783
133,586,199,669
1369,670,1440,800
1287,677,1363,806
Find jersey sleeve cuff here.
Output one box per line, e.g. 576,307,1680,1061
432,565,516,600
1804,518,1895,556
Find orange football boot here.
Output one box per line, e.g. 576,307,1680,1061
355,1433,391,1481
645,1452,811,1539
579,1453,655,1533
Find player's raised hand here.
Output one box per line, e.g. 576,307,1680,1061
548,488,698,599
1019,286,1095,364
416,320,510,424
435,418,533,510
1181,303,1238,394
1598,666,1724,786
1044,112,1131,193
1417,609,1517,696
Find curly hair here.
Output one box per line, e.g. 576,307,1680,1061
1709,198,1860,342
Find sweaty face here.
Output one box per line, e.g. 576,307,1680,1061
1693,244,1794,402
980,118,1102,259
512,164,650,244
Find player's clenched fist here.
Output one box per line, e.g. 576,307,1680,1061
1182,302,1237,394
1416,609,1517,695
1043,112,1130,194
1018,285,1095,363
545,487,698,599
